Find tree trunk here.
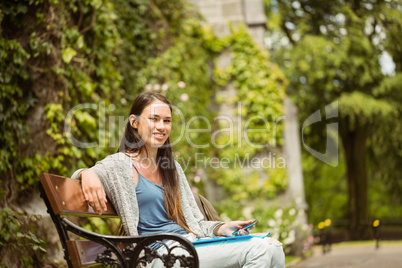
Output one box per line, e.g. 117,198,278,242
340,117,370,240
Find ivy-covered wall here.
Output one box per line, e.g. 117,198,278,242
0,0,288,265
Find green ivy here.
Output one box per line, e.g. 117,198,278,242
0,36,32,176
0,207,46,266
1,0,122,263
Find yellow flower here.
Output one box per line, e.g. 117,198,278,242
318,222,325,229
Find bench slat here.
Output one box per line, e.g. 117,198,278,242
66,240,106,267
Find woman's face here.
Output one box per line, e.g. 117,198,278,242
131,100,172,150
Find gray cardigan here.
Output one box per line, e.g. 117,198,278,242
72,152,222,237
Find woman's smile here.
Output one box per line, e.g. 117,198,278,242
153,132,166,140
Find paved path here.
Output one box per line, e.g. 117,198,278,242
289,242,402,268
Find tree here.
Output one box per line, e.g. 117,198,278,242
265,0,402,239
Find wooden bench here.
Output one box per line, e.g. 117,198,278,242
39,173,200,268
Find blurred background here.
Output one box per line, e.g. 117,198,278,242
1,0,402,266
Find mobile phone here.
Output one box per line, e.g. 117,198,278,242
232,220,258,236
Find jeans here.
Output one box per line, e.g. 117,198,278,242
150,233,285,268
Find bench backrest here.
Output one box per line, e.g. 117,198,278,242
40,173,116,217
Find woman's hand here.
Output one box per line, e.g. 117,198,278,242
214,220,255,237
80,169,107,214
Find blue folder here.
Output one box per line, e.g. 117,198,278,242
192,233,270,245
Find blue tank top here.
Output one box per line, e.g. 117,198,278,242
134,165,188,236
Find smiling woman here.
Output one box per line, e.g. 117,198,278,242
74,92,285,267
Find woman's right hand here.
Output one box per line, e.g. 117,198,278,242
80,169,107,214
214,220,255,237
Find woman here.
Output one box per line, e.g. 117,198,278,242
73,92,285,267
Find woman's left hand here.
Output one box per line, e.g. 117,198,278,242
215,220,255,237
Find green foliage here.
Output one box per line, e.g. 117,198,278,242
368,74,402,214
0,208,46,266
1,0,123,189
302,153,347,225
113,0,194,97
0,34,32,176
338,91,396,128
82,218,121,235
286,33,383,119
217,24,286,147
58,0,122,164
1,1,123,262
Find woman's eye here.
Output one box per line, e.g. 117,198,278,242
164,120,171,123
150,118,156,121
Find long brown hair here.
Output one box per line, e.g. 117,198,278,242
118,92,192,234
